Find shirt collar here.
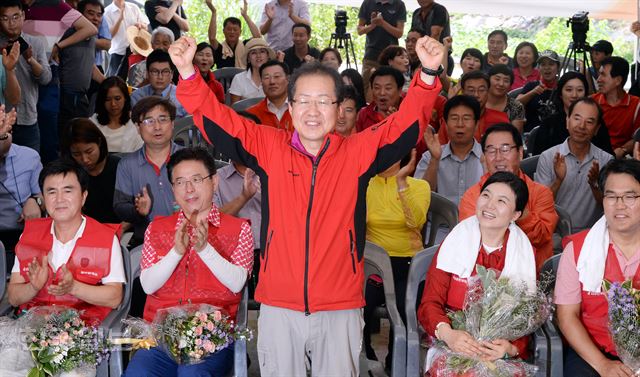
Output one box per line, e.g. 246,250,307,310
267,98,289,112
50,216,87,245
136,143,180,166
441,140,483,160
559,138,595,160
177,205,221,228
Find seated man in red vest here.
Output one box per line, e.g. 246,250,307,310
123,147,254,377
7,160,125,323
246,60,293,131
555,159,640,377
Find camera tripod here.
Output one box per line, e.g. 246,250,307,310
560,41,592,77
329,32,358,70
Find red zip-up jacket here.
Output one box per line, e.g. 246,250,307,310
177,71,442,313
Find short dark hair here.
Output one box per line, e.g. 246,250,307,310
288,62,343,104
488,64,514,85
552,71,588,114
292,22,311,35
481,123,523,150
77,0,103,14
601,56,630,87
481,171,529,213
599,159,640,192
487,30,508,43
377,45,407,66
259,59,290,77
407,28,425,37
223,17,241,28
444,95,481,121
146,49,175,72
341,85,364,112
341,69,365,103
95,76,131,126
61,118,109,164
0,0,24,11
514,42,539,68
196,42,214,54
369,66,404,89
460,70,490,89
39,159,90,193
131,96,177,124
460,48,483,65
567,97,603,126
320,47,342,65
167,147,217,184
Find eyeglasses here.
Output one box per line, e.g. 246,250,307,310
173,174,214,188
291,97,338,109
140,115,172,127
0,14,21,23
484,144,518,157
447,115,475,124
603,193,640,207
464,87,488,95
149,69,172,77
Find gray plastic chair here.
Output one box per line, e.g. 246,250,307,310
231,97,264,113
173,115,208,148
363,241,406,377
539,254,564,377
425,192,458,247
520,155,540,180
553,205,573,254
128,245,249,377
214,67,244,105
525,126,541,157
404,245,438,376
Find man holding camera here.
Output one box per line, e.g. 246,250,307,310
171,33,444,376
357,0,406,102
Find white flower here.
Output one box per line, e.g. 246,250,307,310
178,338,187,349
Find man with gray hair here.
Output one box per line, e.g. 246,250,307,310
128,26,175,88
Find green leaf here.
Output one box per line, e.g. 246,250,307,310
27,368,41,377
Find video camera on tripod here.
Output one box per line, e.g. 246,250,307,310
329,9,358,69
335,10,348,39
567,11,590,51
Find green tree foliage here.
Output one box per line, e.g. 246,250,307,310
183,1,635,67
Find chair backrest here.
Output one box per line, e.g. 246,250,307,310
0,241,6,302
540,254,562,295
130,245,143,281
554,204,573,239
520,155,540,180
172,115,208,148
525,125,540,157
363,241,406,377
425,192,458,247
405,245,439,377
214,67,244,104
231,97,264,113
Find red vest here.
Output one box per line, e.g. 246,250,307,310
15,217,116,324
571,230,640,355
143,212,245,322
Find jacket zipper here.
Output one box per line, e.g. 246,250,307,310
303,140,330,315
349,230,356,274
263,230,274,272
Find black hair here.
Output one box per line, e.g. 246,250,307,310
513,41,539,68
146,49,175,72
167,147,217,184
481,171,529,213
320,47,342,65
341,68,365,108
601,56,630,87
95,76,131,126
196,42,214,54
341,85,364,112
481,123,523,150
0,0,24,11
407,28,425,37
61,118,109,165
377,45,407,66
131,96,177,124
487,30,508,43
39,159,90,193
460,70,490,89
223,17,241,28
444,95,481,121
77,0,103,13
369,66,404,89
598,159,640,192
259,59,290,77
291,22,311,35
567,97,603,126
551,71,589,114
460,48,483,65
488,63,514,85
288,62,343,104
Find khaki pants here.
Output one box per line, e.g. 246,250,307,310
257,304,364,377
362,59,380,104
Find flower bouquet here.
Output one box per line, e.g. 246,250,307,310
428,266,553,377
117,304,252,364
22,306,110,377
604,280,640,373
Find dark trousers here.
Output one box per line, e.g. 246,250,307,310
58,89,90,139
363,256,411,367
564,345,619,377
37,64,59,164
123,343,234,377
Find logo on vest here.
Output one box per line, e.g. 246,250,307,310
585,291,605,296
79,270,99,278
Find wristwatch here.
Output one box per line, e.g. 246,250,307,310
421,64,444,77
29,195,43,207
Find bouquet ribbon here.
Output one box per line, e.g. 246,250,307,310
111,337,157,350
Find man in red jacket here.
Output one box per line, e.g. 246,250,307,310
170,35,445,376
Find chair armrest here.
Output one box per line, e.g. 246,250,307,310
384,290,407,377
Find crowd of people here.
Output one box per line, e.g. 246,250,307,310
1,0,640,376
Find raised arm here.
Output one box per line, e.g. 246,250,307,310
206,0,218,49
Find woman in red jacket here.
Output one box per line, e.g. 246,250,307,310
193,42,226,104
418,171,537,376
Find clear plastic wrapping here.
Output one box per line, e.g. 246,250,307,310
605,280,640,373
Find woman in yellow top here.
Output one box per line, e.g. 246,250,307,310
363,149,431,367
